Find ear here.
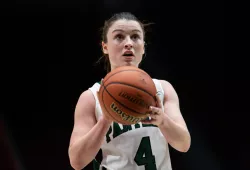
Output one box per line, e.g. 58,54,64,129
102,41,108,54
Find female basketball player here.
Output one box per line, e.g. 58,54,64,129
68,12,191,170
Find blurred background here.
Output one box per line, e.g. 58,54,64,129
1,0,228,170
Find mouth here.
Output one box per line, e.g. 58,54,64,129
123,54,134,61
123,51,134,57
123,54,134,57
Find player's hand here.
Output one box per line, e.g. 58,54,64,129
141,93,165,126
96,91,113,123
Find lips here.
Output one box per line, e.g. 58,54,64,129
123,51,134,56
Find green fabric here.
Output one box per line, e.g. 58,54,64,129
93,159,100,170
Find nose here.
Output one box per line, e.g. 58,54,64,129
124,37,133,49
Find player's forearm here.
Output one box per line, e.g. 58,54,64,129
69,117,111,170
159,114,191,152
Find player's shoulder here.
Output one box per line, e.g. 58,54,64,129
77,81,100,110
78,80,101,105
77,90,95,106
154,79,177,95
153,78,173,88
159,79,173,88
155,79,179,102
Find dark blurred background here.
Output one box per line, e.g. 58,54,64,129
1,0,228,170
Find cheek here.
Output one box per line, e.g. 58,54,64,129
108,43,122,61
110,41,122,51
113,44,123,54
136,43,145,52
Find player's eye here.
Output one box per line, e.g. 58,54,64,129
131,34,140,41
114,34,124,40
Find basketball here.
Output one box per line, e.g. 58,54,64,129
97,66,157,125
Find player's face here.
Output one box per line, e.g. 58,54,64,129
102,19,145,70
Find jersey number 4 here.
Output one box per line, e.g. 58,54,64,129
134,136,157,170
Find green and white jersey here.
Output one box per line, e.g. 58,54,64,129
89,79,172,170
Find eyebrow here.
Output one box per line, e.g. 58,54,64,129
112,29,142,34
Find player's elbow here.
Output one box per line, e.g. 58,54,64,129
68,147,86,170
175,141,190,153
69,160,85,170
181,143,190,153
180,134,191,153
69,156,87,170
173,133,191,153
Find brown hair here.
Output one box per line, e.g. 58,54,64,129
97,12,152,73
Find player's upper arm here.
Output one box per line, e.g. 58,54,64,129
69,90,97,148
160,80,188,129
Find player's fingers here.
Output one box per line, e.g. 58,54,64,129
150,114,158,119
141,119,157,125
150,106,161,115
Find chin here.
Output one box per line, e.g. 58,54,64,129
124,61,138,66
124,62,133,66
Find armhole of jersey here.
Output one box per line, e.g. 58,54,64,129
152,79,164,98
152,79,165,113
88,82,101,121
88,83,100,101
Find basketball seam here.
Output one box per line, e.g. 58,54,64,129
102,69,147,84
101,89,132,125
105,82,155,99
